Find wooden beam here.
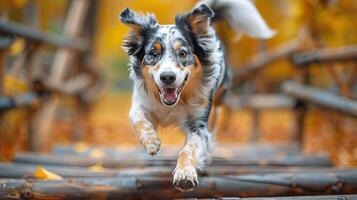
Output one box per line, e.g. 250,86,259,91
0,35,14,50
0,20,88,51
0,163,118,178
177,195,357,200
292,45,357,66
13,152,332,168
51,143,301,158
282,81,357,117
0,170,356,199
0,163,342,179
224,94,295,110
0,93,39,111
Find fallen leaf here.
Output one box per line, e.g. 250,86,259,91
74,142,89,153
88,163,105,172
34,166,63,180
89,148,106,159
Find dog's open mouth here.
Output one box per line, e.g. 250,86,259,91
158,75,188,106
160,88,179,105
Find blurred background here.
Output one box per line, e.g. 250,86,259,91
0,0,356,167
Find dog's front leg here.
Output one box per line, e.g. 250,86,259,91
129,104,160,155
173,120,213,191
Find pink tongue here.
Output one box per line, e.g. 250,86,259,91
163,88,177,103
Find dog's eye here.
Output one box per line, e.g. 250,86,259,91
178,50,188,58
148,50,159,59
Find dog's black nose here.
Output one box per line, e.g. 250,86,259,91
160,72,176,85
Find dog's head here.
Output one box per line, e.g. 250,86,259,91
120,5,215,106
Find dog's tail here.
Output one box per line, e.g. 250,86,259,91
195,0,276,39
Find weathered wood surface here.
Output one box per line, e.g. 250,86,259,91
52,143,301,158
0,93,39,111
224,94,295,110
1,170,356,199
14,152,332,168
292,45,357,66
176,195,357,200
0,34,14,50
282,81,357,117
0,20,88,51
29,0,90,151
0,163,118,178
1,163,345,179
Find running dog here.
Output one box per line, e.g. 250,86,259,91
119,0,275,191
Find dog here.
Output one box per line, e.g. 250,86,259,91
119,0,275,191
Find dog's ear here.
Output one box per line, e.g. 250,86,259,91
119,8,157,55
175,4,214,37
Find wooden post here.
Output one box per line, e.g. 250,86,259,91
293,67,310,150
0,50,5,96
71,0,99,142
249,39,267,141
29,0,90,151
251,109,260,141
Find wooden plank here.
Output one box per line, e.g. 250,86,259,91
224,94,295,110
52,143,301,158
177,195,357,200
0,35,14,50
0,20,88,51
282,81,357,117
13,152,332,168
0,93,39,111
0,163,343,179
0,170,356,199
0,163,118,178
292,45,357,66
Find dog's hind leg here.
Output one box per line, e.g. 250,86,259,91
173,120,213,191
129,104,161,156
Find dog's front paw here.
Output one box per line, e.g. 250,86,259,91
173,166,199,191
142,134,161,155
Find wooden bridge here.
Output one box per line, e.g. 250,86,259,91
0,0,356,199
0,143,356,199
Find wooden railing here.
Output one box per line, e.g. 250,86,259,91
226,33,357,148
0,0,102,152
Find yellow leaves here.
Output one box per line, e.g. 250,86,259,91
3,74,27,95
74,142,106,159
89,149,106,159
88,163,105,172
34,166,63,180
74,142,89,153
13,0,28,8
9,39,26,56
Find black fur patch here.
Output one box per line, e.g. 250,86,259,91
175,14,213,67
120,8,159,77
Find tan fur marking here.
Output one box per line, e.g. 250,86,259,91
177,143,198,169
208,105,217,132
213,86,226,106
173,40,182,50
188,14,210,36
142,64,161,102
154,42,162,54
133,121,151,137
133,120,158,148
180,55,207,107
